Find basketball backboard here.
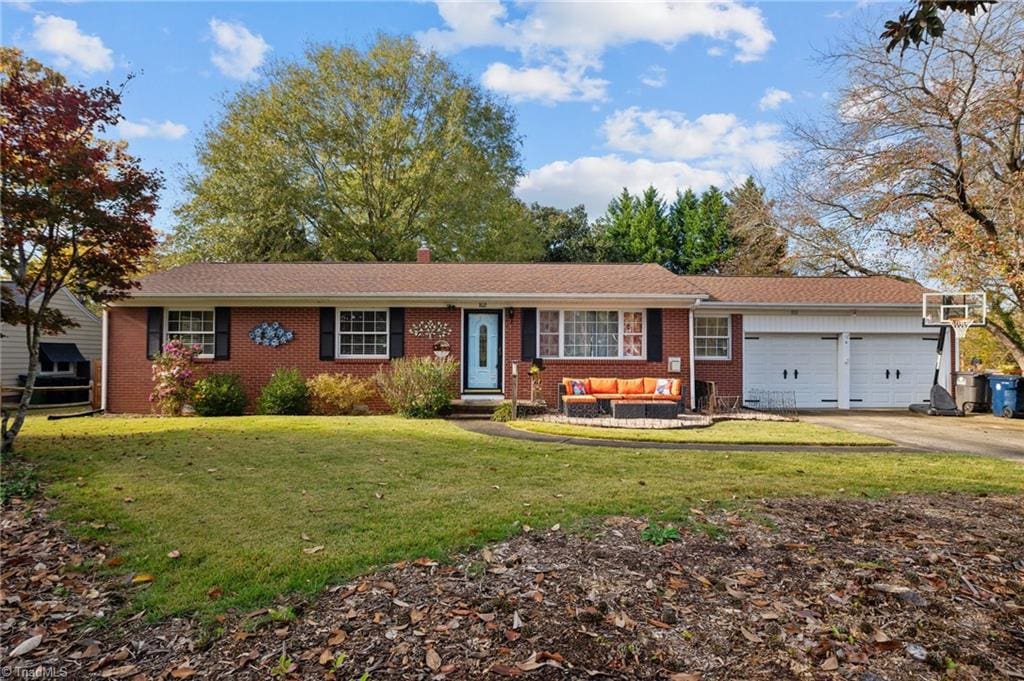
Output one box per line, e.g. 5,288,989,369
922,291,987,331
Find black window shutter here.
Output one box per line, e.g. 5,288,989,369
214,307,230,360
521,308,537,360
646,308,663,362
388,308,405,359
146,307,163,359
319,307,335,361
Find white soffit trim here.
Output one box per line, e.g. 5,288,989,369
111,294,705,308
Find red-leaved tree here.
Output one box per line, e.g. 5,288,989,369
1,48,161,452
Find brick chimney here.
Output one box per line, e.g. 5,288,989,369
416,245,432,264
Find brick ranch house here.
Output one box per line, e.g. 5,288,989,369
102,248,955,413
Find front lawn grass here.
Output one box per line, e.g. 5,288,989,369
16,415,1023,619
508,419,893,446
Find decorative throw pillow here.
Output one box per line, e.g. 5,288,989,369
654,378,672,395
570,379,588,395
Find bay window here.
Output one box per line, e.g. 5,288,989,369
694,315,731,359
537,310,644,359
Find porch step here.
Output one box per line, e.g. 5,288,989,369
449,398,504,417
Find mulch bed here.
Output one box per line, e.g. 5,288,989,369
2,493,1022,680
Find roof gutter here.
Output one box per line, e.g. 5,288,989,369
112,292,710,306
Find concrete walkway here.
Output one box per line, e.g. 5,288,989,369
801,410,1024,461
453,419,928,454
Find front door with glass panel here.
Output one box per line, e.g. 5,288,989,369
464,311,501,391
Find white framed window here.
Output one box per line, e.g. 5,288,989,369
166,309,215,357
337,309,389,358
694,315,731,360
537,310,645,359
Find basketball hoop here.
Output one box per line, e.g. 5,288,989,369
947,317,974,340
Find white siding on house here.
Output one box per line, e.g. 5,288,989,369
743,313,926,334
0,289,101,388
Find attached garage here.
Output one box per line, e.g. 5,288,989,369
739,319,951,410
743,334,839,408
849,334,942,407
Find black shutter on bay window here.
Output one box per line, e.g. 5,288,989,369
388,308,404,359
319,307,335,361
521,308,537,360
646,308,663,362
146,307,163,359
214,307,230,360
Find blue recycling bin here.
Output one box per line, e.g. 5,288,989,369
987,375,1023,418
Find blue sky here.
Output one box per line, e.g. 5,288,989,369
2,1,894,231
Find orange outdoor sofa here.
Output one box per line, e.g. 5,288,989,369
557,377,685,415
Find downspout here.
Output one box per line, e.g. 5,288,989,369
101,308,109,411
688,301,698,410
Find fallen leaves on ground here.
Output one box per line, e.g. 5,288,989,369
3,493,1023,678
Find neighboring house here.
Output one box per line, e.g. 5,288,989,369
102,247,953,413
1,282,102,398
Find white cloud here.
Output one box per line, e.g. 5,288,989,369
706,46,725,57
517,155,729,217
481,62,608,103
117,119,189,140
602,106,787,169
208,18,269,80
32,14,113,73
419,1,773,101
640,65,667,89
758,87,792,110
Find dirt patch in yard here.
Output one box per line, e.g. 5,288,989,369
3,494,1023,680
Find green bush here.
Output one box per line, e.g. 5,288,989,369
192,373,248,416
306,373,375,415
373,357,457,418
258,368,309,415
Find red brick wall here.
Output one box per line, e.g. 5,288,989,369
108,305,695,412
693,314,743,400
504,307,693,410
107,306,462,413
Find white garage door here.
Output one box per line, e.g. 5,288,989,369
850,334,940,407
743,335,839,409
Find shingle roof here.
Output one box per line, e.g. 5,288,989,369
131,262,706,299
681,275,927,306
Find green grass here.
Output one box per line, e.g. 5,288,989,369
508,418,893,445
13,415,1023,619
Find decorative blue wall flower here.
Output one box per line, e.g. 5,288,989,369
249,321,295,348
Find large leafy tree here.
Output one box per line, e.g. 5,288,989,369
721,177,789,276
529,203,596,262
1,49,161,452
783,3,1024,368
172,36,526,263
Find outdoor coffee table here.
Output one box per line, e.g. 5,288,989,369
644,400,678,420
611,400,648,419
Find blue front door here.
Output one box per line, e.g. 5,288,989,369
465,311,501,391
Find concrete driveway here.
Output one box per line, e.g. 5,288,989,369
802,410,1024,461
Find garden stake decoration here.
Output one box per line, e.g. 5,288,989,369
250,321,295,348
409,319,452,358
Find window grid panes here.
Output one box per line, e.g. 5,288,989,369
338,310,388,357
564,311,619,358
167,310,215,356
623,311,644,357
694,316,730,359
539,311,560,358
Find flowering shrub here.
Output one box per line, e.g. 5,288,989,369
374,357,456,418
150,339,201,415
